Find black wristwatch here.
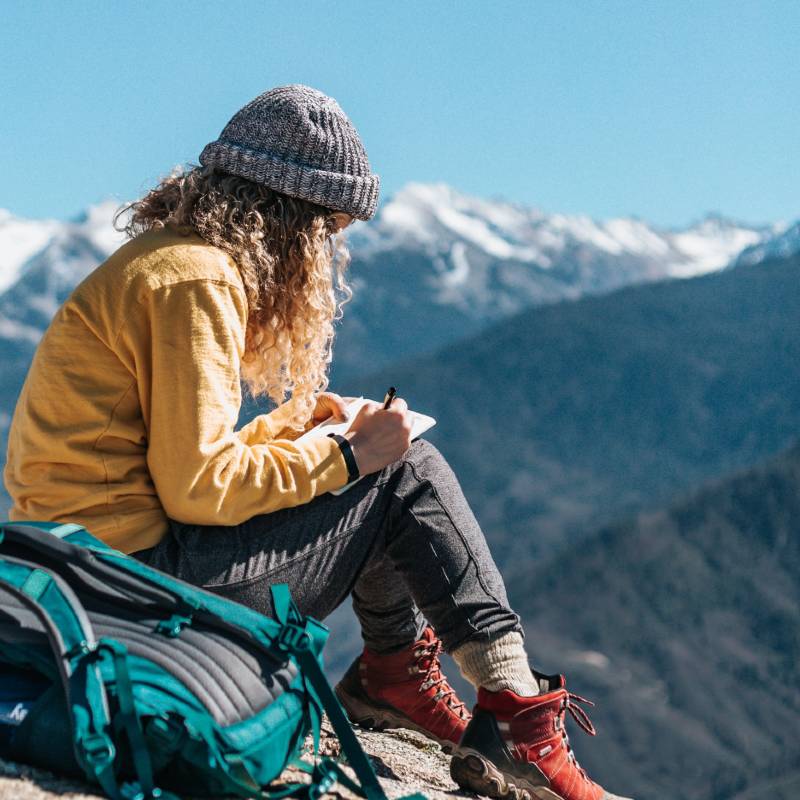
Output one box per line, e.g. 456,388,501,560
327,433,360,482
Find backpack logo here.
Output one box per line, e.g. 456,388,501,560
0,702,29,725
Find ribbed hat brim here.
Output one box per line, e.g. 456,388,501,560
199,141,380,221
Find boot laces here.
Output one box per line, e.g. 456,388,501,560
555,692,597,782
412,639,469,719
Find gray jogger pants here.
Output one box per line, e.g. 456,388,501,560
133,438,522,654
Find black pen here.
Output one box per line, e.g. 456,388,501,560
382,386,397,409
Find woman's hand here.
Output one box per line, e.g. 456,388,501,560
344,397,412,476
311,391,351,425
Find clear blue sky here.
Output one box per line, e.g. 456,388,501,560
1,0,797,227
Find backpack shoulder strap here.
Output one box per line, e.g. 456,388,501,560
1,521,100,548
47,523,86,539
271,584,395,800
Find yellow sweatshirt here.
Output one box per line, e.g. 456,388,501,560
4,225,348,553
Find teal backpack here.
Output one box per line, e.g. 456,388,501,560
0,521,416,800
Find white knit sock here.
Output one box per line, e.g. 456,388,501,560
452,632,540,697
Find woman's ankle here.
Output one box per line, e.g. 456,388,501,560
452,630,540,697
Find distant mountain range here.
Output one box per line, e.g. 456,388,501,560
0,183,791,383
507,439,800,800
323,437,800,800
332,184,787,379
346,252,800,568
4,184,794,512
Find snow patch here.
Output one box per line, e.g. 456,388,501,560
0,315,42,344
380,194,438,245
443,242,471,287
546,214,624,254
82,199,129,254
433,203,538,262
0,211,60,293
26,294,62,318
667,227,764,277
604,218,670,256
734,220,800,267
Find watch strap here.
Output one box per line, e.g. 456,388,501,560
327,433,360,482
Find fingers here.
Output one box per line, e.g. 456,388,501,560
384,397,412,443
313,391,350,423
386,396,408,416
326,392,351,422
345,394,413,473
352,396,411,431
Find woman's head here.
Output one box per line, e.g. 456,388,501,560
115,85,378,429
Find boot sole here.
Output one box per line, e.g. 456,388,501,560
451,750,565,800
334,682,461,755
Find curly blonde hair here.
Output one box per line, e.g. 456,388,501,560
114,164,352,431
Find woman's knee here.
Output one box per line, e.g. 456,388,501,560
405,436,441,462
402,437,457,481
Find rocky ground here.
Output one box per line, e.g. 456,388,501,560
0,720,479,800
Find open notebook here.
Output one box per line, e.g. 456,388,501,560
297,396,437,495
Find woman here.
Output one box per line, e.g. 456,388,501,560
4,85,630,800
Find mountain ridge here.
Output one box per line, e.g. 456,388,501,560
4,183,792,513
0,183,786,357
506,439,800,799
340,252,800,565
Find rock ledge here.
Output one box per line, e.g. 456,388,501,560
0,722,481,800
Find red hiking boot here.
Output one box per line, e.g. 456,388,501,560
450,671,633,800
334,627,470,752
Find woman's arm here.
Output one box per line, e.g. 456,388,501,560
236,403,313,444
119,278,349,526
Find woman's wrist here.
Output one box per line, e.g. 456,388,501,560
327,432,360,482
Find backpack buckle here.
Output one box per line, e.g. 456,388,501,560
277,623,312,654
64,640,95,660
309,759,338,799
156,614,192,638
145,716,184,750
80,732,116,768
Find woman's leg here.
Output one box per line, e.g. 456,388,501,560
351,438,521,653
135,438,630,799
134,437,533,750
135,438,522,653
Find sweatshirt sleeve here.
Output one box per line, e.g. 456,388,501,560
236,401,316,445
120,278,348,526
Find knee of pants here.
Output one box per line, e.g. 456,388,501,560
402,437,452,478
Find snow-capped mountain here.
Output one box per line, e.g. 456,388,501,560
0,201,127,345
354,184,773,275
0,183,794,514
1,227,122,337
0,200,125,295
327,183,786,381
734,219,800,268
0,184,782,357
346,183,778,323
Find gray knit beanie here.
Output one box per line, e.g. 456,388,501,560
199,84,380,221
